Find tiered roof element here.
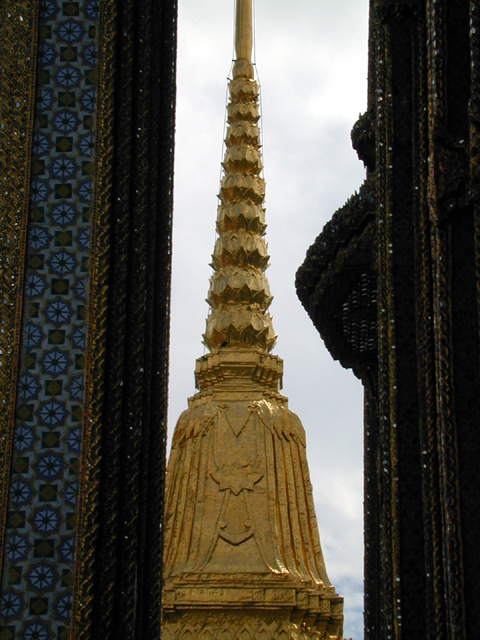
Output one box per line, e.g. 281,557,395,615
204,17,275,353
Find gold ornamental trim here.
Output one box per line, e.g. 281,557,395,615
71,0,116,635
0,0,40,575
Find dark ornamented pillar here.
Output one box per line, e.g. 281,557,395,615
0,1,177,638
297,0,480,638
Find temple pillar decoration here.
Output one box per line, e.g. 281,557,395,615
0,0,177,637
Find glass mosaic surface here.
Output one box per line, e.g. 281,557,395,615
0,0,98,636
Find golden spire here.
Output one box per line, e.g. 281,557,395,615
204,0,275,353
162,3,344,639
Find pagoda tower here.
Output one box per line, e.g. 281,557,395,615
162,2,343,638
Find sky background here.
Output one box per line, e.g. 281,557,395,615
169,2,370,637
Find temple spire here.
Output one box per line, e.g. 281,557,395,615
162,4,344,639
235,0,253,61
204,0,275,353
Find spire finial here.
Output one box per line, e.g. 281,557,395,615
235,0,253,61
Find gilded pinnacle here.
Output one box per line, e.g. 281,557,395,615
204,2,275,353
235,0,253,61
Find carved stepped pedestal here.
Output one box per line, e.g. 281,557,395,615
163,351,343,640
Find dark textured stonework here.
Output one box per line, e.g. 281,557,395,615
297,1,480,638
0,0,177,637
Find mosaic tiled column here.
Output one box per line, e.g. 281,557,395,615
0,0,177,638
1,2,99,636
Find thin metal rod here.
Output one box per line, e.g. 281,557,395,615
235,0,252,61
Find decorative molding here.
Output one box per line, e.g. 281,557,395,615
0,0,40,576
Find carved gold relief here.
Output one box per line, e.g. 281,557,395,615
164,388,329,579
163,608,343,640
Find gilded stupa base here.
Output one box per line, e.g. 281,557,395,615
163,348,344,640
163,574,344,640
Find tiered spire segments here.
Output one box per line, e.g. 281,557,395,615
204,1,276,353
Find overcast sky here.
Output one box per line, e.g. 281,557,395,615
169,2,370,638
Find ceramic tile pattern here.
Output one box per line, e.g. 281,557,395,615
0,0,98,636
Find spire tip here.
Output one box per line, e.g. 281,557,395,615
235,0,253,62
